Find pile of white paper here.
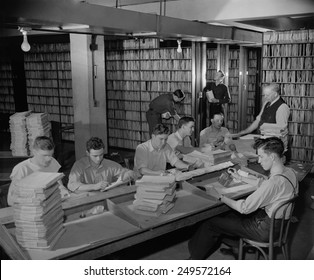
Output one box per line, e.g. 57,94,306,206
13,172,65,250
133,175,177,217
26,113,51,154
9,111,32,156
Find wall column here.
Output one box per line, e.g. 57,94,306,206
70,34,107,160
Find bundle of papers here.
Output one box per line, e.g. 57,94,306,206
260,124,288,137
133,175,177,217
26,113,51,154
174,161,234,181
183,150,232,167
13,172,65,250
9,111,32,156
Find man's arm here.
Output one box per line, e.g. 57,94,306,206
67,163,109,192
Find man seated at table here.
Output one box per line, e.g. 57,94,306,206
188,137,298,259
199,112,230,150
68,137,136,193
134,124,191,176
7,136,69,206
167,116,197,156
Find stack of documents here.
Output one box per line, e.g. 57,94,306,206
13,172,65,250
9,111,32,156
133,175,177,217
26,113,51,153
183,150,232,167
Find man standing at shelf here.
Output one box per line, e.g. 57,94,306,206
146,89,185,136
229,84,290,159
201,70,231,129
134,124,192,176
68,137,136,193
7,136,69,206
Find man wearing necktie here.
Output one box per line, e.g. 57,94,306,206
229,84,290,159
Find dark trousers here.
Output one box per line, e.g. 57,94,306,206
146,109,162,136
188,209,277,259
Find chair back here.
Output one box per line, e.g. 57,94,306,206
269,195,298,248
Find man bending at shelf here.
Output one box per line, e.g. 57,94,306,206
199,112,230,150
146,89,185,137
188,137,298,259
68,137,136,192
229,84,290,158
134,124,191,176
7,136,69,206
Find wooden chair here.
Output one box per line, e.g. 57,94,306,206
238,195,298,260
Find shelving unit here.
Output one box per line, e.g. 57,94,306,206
262,29,314,163
105,39,192,150
247,49,259,126
0,59,15,116
24,42,74,141
226,48,240,133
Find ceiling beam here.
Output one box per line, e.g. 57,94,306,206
0,0,262,44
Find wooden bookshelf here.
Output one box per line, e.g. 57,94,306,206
105,39,192,150
226,48,240,133
24,42,74,141
247,49,259,126
0,59,15,116
262,29,314,163
204,47,218,127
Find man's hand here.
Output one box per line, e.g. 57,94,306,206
120,170,137,182
93,181,110,191
59,185,70,200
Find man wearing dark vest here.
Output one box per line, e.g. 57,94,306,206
229,84,290,156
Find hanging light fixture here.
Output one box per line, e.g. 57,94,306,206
18,27,31,52
177,39,182,53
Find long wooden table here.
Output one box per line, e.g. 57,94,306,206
0,162,311,260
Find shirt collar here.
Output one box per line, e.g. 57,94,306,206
148,140,155,152
175,131,183,141
270,96,280,106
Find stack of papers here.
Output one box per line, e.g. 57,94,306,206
13,172,65,250
260,124,288,138
133,175,177,217
26,113,51,154
9,111,32,156
183,150,232,166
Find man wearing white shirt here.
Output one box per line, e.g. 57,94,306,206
167,116,196,156
134,124,190,176
188,137,298,259
230,84,290,153
7,136,69,206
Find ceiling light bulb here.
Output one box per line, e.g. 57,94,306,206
18,27,31,52
177,39,182,53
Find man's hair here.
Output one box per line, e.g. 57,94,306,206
211,112,224,120
173,89,185,99
253,137,284,158
218,70,225,77
33,136,55,151
178,116,195,128
264,83,281,95
86,137,105,152
152,124,170,136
